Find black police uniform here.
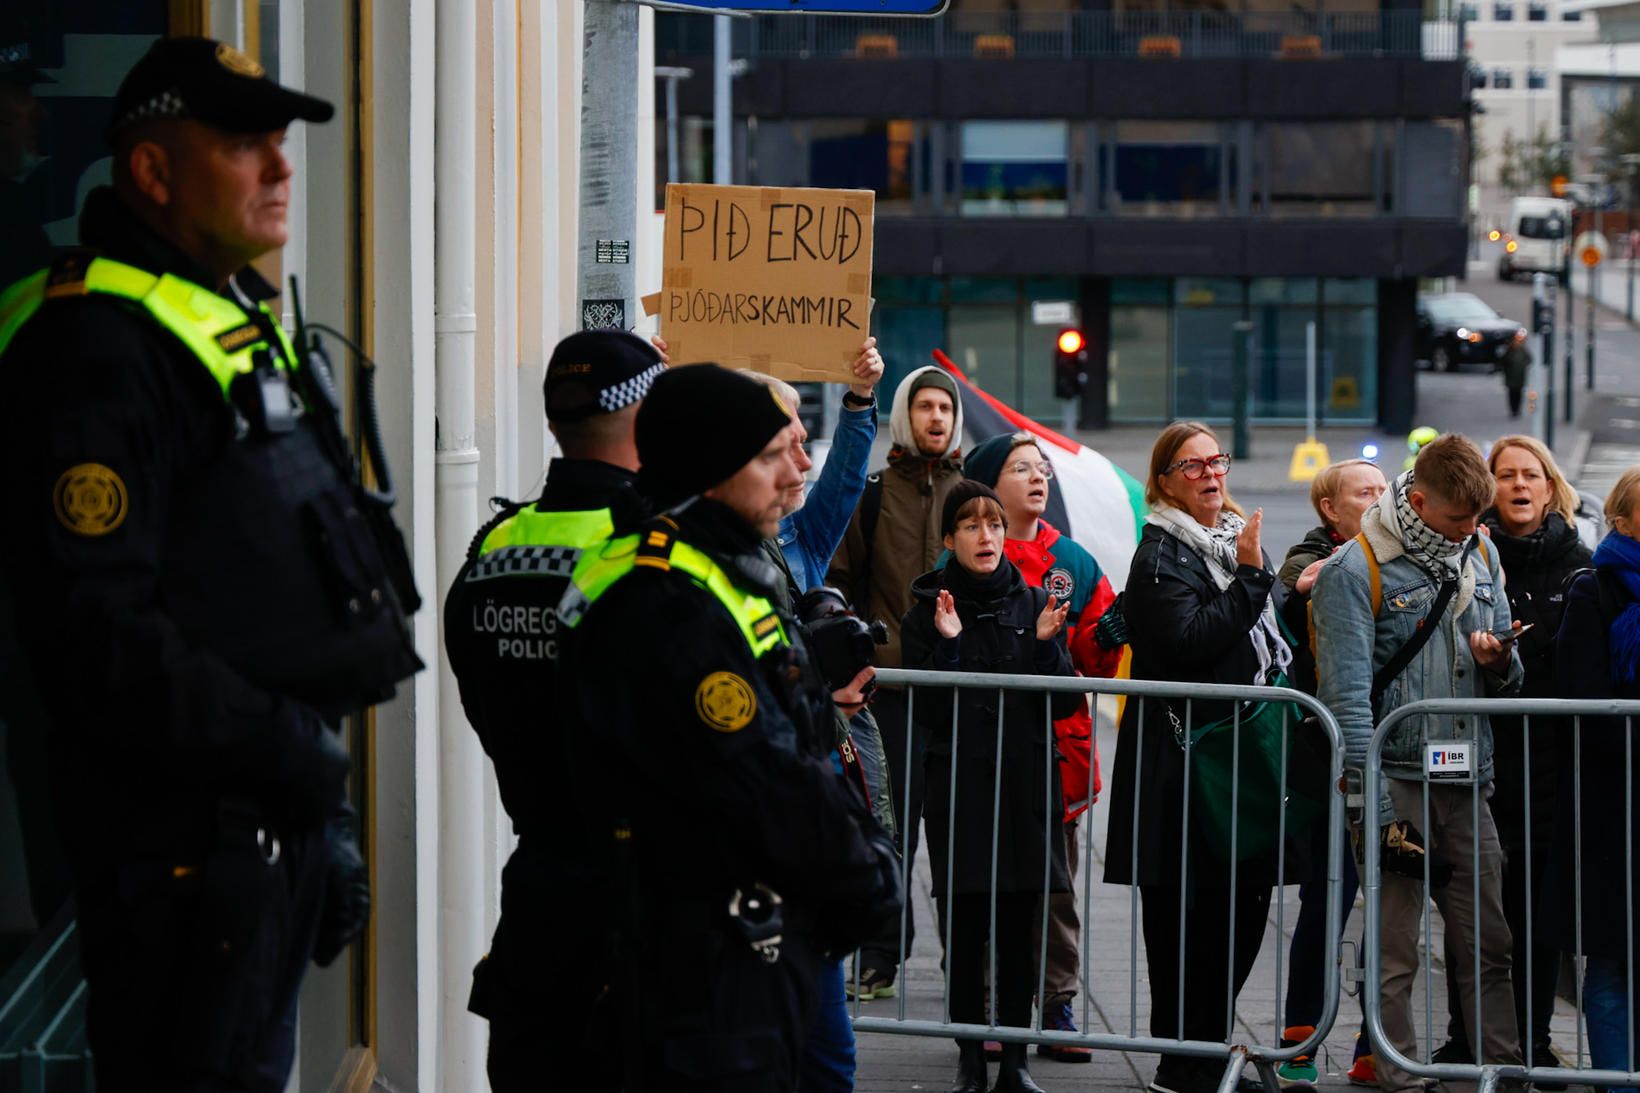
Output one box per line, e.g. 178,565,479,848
563,497,901,1091
0,182,420,1088
443,456,648,1088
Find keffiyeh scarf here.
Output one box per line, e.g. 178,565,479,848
1387,470,1468,582
1148,504,1293,684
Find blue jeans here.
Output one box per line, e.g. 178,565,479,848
801,959,856,1093
1283,820,1361,1029
1586,956,1640,1090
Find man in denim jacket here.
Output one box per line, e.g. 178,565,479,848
1313,434,1524,1093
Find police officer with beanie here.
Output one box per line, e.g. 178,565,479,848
443,328,661,1088
559,364,902,1091
0,38,421,1090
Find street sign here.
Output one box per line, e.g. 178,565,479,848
651,0,948,13
1575,230,1608,268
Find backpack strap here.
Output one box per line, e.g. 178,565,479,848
1353,532,1382,617
1368,534,1478,714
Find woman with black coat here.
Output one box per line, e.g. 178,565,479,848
1104,423,1293,1093
1433,436,1590,1071
902,480,1079,1093
1550,468,1640,1079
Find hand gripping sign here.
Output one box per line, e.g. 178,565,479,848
648,183,875,385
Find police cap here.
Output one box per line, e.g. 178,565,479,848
544,330,666,423
108,37,333,139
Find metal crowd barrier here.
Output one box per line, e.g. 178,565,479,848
856,667,1348,1091
1362,697,1640,1093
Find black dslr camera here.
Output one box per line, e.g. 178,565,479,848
796,587,889,697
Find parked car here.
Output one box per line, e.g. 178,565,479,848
1416,293,1527,372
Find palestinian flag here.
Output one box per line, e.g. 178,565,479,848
934,349,1146,592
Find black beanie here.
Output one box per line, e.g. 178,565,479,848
941,480,1003,539
636,365,795,508
964,433,1035,488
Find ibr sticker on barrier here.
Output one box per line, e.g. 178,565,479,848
1425,741,1473,781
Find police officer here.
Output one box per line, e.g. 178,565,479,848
0,38,421,1091
442,329,661,1088
559,364,902,1092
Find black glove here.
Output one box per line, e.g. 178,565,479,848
1093,594,1128,651
1376,819,1454,889
248,706,351,828
312,803,371,967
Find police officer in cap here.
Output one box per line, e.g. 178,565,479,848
559,364,902,1092
0,37,421,1091
443,328,662,1089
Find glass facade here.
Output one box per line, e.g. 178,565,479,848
876,276,1078,421
959,121,1069,216
876,276,1378,426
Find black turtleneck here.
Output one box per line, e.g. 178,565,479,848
539,457,647,530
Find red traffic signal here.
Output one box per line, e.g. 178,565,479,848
1054,328,1087,400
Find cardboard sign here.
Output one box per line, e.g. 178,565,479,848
654,183,874,385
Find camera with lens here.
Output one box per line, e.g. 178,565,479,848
796,586,888,696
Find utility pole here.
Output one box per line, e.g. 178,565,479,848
1593,192,1603,390
577,0,640,331
714,15,732,184
1535,272,1556,450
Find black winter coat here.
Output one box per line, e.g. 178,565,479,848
1481,510,1591,849
1105,523,1287,889
902,562,1079,896
1548,564,1640,960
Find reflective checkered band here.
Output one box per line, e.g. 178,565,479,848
597,360,665,414
119,88,187,127
463,544,581,583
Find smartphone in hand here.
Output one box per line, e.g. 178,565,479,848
1490,623,1535,644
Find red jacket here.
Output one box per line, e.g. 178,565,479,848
1004,520,1120,820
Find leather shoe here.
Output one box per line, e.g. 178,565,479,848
951,1040,988,1093
993,1043,1048,1093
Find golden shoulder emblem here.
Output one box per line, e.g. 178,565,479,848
694,671,757,733
53,463,129,537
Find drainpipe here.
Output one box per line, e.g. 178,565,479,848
434,0,485,1086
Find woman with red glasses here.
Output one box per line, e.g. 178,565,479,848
1105,422,1292,1093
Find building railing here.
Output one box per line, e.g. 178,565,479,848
658,11,1462,62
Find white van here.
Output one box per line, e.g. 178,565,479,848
1498,196,1572,280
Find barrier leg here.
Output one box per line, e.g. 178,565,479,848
1215,1047,1249,1093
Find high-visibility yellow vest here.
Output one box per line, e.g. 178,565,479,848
561,521,788,658
461,507,616,584
0,257,299,395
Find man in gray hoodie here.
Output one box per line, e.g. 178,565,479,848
828,365,965,999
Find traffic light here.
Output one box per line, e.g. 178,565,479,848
1054,328,1087,400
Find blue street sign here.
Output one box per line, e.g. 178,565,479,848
654,0,947,16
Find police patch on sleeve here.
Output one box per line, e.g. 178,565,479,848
53,463,129,537
695,671,756,733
